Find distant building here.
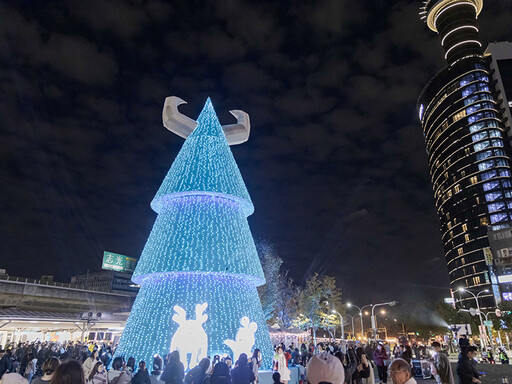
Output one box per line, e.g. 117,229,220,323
71,270,139,295
417,0,512,309
485,42,512,140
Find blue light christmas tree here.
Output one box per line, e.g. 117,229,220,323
114,99,273,369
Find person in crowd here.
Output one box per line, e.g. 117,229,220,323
184,358,210,384
306,353,344,384
430,342,454,384
126,358,136,374
0,373,29,384
161,351,184,384
87,362,106,384
210,362,230,384
230,354,254,384
107,357,125,384
373,343,389,384
32,357,59,384
249,350,261,384
82,350,99,379
150,355,164,384
132,361,151,384
352,347,370,384
272,347,290,384
271,373,281,384
400,345,413,375
51,359,85,384
0,350,11,379
458,335,470,352
499,347,509,364
24,353,37,383
389,358,417,384
456,346,481,384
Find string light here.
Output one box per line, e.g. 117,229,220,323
114,99,273,369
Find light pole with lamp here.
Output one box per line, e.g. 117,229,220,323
457,288,489,348
346,314,358,339
371,301,397,340
347,303,373,341
331,309,344,344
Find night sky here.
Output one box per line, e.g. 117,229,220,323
1,1,512,307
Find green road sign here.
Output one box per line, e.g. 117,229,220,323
484,320,493,327
102,251,137,273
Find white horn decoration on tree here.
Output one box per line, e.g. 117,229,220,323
162,96,250,145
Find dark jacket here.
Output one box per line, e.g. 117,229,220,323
0,354,11,378
456,355,479,384
161,361,185,384
373,348,388,367
132,369,152,384
230,356,254,384
184,365,207,384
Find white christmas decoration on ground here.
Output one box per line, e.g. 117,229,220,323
225,316,258,360
170,303,208,370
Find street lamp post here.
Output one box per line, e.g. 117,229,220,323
332,310,344,344
457,288,489,348
347,303,372,341
371,301,397,341
347,314,357,339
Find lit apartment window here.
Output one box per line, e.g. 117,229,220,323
462,223,468,232
465,234,470,242
455,184,461,193
470,176,478,184
453,110,466,122
481,217,489,226
458,248,464,256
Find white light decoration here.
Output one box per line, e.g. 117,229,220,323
113,99,273,369
225,316,258,360
170,303,209,370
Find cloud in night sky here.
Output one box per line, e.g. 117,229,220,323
1,0,512,306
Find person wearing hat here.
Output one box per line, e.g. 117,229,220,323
306,353,344,384
388,358,417,384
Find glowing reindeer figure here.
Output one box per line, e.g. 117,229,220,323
225,316,258,360
170,303,208,370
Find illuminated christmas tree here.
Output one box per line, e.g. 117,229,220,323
114,98,273,369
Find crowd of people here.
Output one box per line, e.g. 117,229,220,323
0,337,507,384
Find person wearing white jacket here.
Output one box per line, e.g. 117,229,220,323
83,350,99,379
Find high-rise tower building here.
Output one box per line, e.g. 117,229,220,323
417,0,512,309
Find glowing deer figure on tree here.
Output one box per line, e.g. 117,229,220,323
170,303,208,370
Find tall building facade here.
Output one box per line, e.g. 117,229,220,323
417,0,512,309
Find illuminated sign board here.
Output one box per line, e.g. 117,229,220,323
102,251,137,273
503,292,512,301
498,275,512,283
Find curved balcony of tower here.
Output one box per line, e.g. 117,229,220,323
421,0,484,64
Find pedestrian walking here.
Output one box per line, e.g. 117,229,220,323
430,342,454,384
373,343,389,384
456,346,482,384
272,347,290,384
352,347,370,384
